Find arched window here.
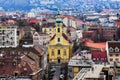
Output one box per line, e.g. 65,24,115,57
58,28,60,32
58,50,60,55
58,38,60,42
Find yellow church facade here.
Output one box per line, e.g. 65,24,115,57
42,24,67,37
47,11,73,64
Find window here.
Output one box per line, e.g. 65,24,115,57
14,72,18,77
93,58,96,60
58,50,60,55
115,47,119,52
98,54,101,58
64,49,66,56
17,31,19,35
49,28,51,31
110,58,113,61
109,47,114,52
116,58,119,62
58,38,60,42
110,54,113,57
101,58,104,61
51,49,54,56
115,54,119,57
34,37,39,40
58,28,60,32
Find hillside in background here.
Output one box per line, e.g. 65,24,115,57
0,0,119,12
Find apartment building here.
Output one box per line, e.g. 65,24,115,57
0,26,17,47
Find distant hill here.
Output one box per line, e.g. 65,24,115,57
0,0,119,12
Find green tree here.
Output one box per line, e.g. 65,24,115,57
17,19,28,27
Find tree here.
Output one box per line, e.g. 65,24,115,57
29,23,40,32
17,19,28,27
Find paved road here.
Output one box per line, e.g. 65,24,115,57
115,74,120,80
52,66,61,80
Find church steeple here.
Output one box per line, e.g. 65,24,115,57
56,9,62,23
55,9,63,42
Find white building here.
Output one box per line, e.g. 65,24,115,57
27,12,36,18
106,41,120,63
62,17,77,28
36,14,46,20
0,26,17,48
33,32,50,46
76,30,83,39
69,29,83,41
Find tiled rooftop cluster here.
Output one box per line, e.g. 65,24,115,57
0,47,42,79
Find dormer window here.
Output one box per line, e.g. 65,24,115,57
115,47,119,52
109,47,114,52
34,32,39,36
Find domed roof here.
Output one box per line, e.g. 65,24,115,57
56,9,62,23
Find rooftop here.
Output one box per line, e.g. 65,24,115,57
68,53,92,67
0,47,43,77
74,64,111,80
92,51,108,62
85,65,104,78
85,41,106,49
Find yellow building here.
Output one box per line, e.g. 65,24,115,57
47,11,73,64
42,23,67,37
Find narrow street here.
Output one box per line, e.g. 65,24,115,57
52,66,61,80
48,64,67,80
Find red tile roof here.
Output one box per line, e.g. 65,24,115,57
21,55,40,74
50,34,56,41
34,46,44,55
29,19,40,24
58,15,75,19
0,48,42,77
77,19,83,27
56,15,74,19
0,55,40,76
7,19,16,24
116,21,120,26
62,33,72,43
85,41,106,49
92,51,108,62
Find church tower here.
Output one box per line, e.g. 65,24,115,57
47,10,73,64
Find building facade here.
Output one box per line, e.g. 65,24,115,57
68,57,91,80
107,41,120,62
42,23,67,38
0,26,17,47
47,11,73,64
33,32,50,46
